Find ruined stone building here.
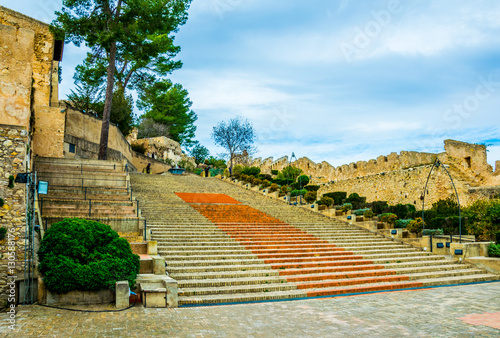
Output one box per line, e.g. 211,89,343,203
251,140,500,207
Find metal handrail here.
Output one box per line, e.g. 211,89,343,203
40,197,140,218
35,161,126,172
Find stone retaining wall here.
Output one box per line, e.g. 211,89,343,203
0,125,28,305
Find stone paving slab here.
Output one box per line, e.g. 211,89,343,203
1,282,499,337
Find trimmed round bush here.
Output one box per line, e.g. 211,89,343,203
318,196,334,207
269,183,279,192
380,213,398,225
407,217,425,234
297,175,310,186
364,209,374,219
38,218,140,294
304,191,317,204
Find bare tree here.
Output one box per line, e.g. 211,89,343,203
211,117,256,171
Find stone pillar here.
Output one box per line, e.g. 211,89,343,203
147,241,158,255
115,281,130,309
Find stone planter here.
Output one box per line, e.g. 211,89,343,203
47,289,115,305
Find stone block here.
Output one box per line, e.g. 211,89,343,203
147,241,158,255
450,242,490,260
151,256,166,275
115,281,129,309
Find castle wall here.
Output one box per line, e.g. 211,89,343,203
0,24,33,128
0,125,28,303
253,139,497,207
0,6,63,158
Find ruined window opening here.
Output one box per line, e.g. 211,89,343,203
464,156,471,169
53,40,64,61
69,144,76,153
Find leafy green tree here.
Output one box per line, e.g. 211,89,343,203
211,117,256,170
464,199,500,241
138,80,197,146
66,81,104,116
207,157,227,169
53,0,192,160
108,86,134,136
190,144,210,164
281,166,302,182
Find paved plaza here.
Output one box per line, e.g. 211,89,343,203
1,282,499,337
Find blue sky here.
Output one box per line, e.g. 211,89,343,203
3,0,500,167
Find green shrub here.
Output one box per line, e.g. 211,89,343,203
422,228,444,236
178,160,195,172
131,143,147,154
464,199,500,241
380,213,398,225
242,166,261,176
261,180,271,188
38,219,140,294
271,170,279,175
297,175,310,186
345,193,366,209
0,198,4,207
323,192,347,206
427,216,461,235
304,185,320,192
269,183,279,192
232,165,244,176
290,189,307,197
371,201,389,215
253,178,262,186
0,227,7,241
407,217,425,234
394,219,412,229
304,191,317,204
364,209,374,219
341,203,353,213
318,196,334,207
353,208,370,216
280,185,289,194
488,242,500,257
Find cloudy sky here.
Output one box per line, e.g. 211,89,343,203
3,0,500,167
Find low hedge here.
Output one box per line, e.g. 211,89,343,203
38,218,140,294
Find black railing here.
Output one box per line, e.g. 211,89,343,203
36,174,129,190
40,197,140,218
35,160,128,173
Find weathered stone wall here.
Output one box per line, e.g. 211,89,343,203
0,24,33,128
0,6,63,158
64,107,193,174
0,6,57,109
252,139,498,207
0,125,28,304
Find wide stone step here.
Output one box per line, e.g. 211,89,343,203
178,281,424,305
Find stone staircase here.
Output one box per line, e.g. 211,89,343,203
34,157,141,230
130,173,499,306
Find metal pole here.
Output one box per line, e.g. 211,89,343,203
137,200,139,217
85,187,87,201
144,219,147,240
89,199,92,217
440,163,462,243
421,159,437,233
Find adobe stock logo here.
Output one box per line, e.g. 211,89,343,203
340,0,402,63
212,0,243,20
260,106,295,142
